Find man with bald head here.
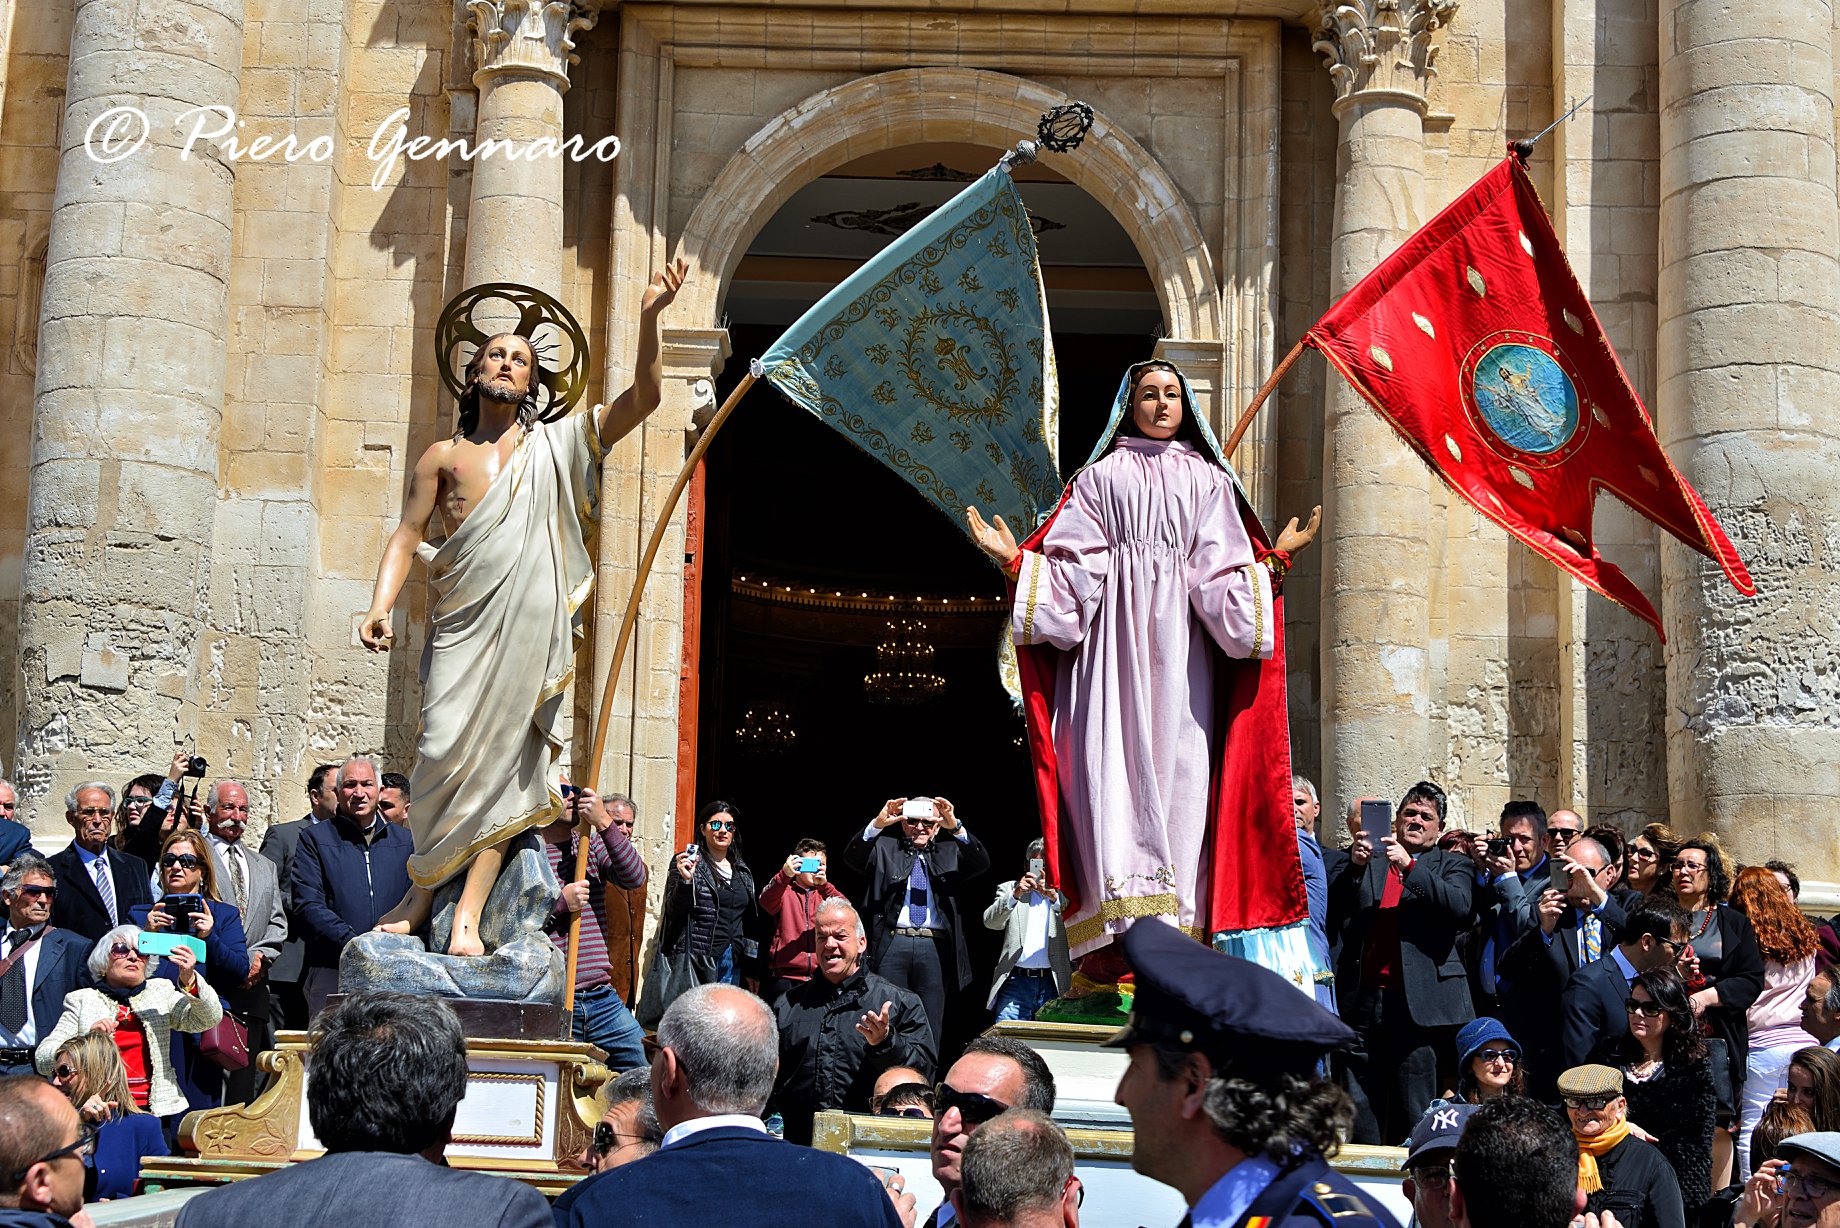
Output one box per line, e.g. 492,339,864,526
555,984,906,1228
205,780,287,1103
0,1074,90,1226
773,898,934,1144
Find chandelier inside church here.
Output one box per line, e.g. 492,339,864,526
733,704,798,754
863,619,946,706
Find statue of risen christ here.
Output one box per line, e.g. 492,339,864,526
358,260,687,957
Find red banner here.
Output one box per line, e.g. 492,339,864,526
1306,153,1753,636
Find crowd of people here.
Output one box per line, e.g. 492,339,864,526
2,756,1840,1228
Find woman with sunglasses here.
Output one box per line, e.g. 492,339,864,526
1624,823,1682,899
34,923,222,1143
1558,1062,1686,1228
1595,968,1715,1221
1670,834,1764,1192
115,753,209,868
657,802,761,992
1729,865,1823,1176
47,1032,167,1200
1428,1017,1525,1116
108,773,163,858
127,829,248,1113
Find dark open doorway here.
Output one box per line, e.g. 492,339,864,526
689,144,1160,1054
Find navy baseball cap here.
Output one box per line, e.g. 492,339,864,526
1403,1102,1480,1169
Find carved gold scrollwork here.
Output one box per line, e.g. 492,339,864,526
180,1048,307,1161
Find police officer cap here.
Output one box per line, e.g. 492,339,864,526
1101,919,1355,1073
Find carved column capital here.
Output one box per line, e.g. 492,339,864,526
467,0,600,91
1313,0,1459,117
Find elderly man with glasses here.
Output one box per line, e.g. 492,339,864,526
1558,1064,1684,1228
48,784,155,944
844,795,990,1057
1736,1131,1840,1228
0,856,89,1079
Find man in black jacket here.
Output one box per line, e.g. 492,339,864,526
843,796,989,1055
1332,780,1475,1143
47,782,154,943
773,899,934,1145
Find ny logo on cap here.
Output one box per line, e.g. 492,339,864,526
1432,1107,1461,1131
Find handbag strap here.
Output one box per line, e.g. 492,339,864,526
0,926,51,980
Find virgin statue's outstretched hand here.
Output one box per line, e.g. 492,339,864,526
965,505,1020,569
1275,504,1323,555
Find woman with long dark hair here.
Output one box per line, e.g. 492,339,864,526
659,802,760,989
1597,967,1715,1219
1784,1046,1840,1132
1671,835,1764,1191
1730,865,1822,1175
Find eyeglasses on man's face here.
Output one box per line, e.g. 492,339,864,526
1548,827,1582,843
592,1121,649,1155
1784,1166,1840,1201
933,1083,1010,1128
1562,1093,1619,1111
6,1122,98,1184
1411,1163,1453,1190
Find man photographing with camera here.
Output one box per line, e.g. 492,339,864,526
844,796,990,1057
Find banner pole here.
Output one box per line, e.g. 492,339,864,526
1221,339,1307,458
563,366,759,1013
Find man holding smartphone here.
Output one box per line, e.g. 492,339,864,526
1331,780,1474,1143
983,840,1071,1023
844,796,991,1056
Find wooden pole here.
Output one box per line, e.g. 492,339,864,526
563,368,759,1013
1221,339,1306,459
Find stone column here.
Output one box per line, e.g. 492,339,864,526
14,0,243,827
1312,0,1457,815
462,0,598,298
1656,1,1840,869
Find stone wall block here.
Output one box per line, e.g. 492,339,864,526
25,460,103,531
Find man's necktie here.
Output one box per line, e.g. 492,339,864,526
227,846,247,912
0,930,31,1034
92,857,117,926
1583,913,1603,964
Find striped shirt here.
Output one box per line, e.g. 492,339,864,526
544,827,647,990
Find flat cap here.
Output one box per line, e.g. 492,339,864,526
1556,1065,1624,1098
1403,1102,1479,1169
1776,1132,1840,1173
1101,919,1354,1074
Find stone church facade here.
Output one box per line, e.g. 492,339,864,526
0,0,1834,899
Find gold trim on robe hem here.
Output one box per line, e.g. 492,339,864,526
1064,892,1184,948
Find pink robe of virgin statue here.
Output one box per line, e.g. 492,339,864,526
1009,435,1275,957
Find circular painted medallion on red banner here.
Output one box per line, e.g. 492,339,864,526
1461,331,1589,466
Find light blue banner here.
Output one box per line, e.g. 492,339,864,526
760,166,1061,537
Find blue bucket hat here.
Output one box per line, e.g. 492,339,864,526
1454,1016,1519,1071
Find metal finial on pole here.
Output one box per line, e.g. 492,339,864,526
1000,101,1094,171
1510,95,1592,161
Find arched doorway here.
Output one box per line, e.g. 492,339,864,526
686,136,1165,1048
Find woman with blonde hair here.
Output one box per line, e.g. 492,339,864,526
1730,864,1822,1175
47,1032,167,1199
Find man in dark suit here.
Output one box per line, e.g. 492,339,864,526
0,779,34,871
259,761,338,1032
1496,836,1629,1097
1561,896,1690,1070
0,854,90,1077
173,991,549,1228
555,982,906,1228
1331,780,1474,1144
843,795,990,1056
47,782,154,943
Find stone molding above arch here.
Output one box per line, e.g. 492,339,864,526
674,68,1223,345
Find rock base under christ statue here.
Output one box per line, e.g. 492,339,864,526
340,830,564,1005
